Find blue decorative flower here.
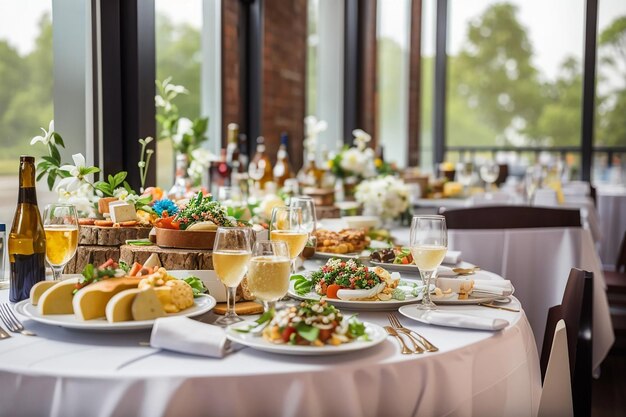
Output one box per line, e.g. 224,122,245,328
153,199,178,217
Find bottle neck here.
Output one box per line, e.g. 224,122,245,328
18,159,38,205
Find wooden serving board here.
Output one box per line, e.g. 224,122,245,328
119,244,214,270
64,245,122,274
79,225,151,246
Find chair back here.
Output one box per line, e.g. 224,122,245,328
616,231,626,273
440,206,581,230
540,268,593,417
538,319,573,417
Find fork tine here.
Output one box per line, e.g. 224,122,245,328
388,313,400,327
0,306,16,332
3,304,23,330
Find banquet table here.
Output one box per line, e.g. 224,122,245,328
0,268,541,417
596,185,626,268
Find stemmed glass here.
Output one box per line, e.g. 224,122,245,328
479,160,500,193
212,227,253,326
43,204,79,281
525,165,545,205
456,161,474,195
246,240,291,313
269,206,308,274
289,195,317,233
409,215,448,310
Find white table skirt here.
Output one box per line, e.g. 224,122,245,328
443,227,613,370
596,186,626,268
0,275,541,417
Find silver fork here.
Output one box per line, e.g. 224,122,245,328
0,304,36,336
388,313,438,352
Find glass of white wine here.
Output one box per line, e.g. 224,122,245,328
212,226,253,326
43,203,79,281
479,160,500,193
409,215,448,310
269,206,308,274
247,240,291,314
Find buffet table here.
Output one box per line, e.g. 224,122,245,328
0,269,541,417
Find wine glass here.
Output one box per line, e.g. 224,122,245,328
43,204,79,281
269,206,308,274
456,161,474,195
212,227,253,326
409,215,448,310
525,165,544,205
247,240,291,313
289,196,317,234
479,160,500,192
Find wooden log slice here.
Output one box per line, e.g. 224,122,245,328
78,225,152,246
64,245,121,274
119,245,214,270
315,205,341,219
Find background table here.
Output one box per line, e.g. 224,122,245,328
0,270,540,417
596,185,626,268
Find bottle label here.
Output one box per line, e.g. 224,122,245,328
18,187,38,205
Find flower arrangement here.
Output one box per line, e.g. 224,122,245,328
155,77,213,185
355,175,410,220
329,129,376,179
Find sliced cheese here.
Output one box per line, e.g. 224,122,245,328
109,201,137,223
143,253,161,269
105,288,142,323
72,277,142,320
38,278,80,315
30,280,60,306
132,288,166,321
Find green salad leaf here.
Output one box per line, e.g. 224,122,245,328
118,261,131,273
290,274,313,295
184,276,208,297
295,322,320,342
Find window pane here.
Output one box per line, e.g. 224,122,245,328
155,0,202,189
420,0,437,172
377,0,411,168
0,2,55,225
447,0,585,153
594,0,626,183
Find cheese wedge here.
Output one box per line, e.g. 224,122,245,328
105,288,142,323
143,253,161,269
132,287,166,321
72,277,142,320
30,280,60,306
38,278,80,315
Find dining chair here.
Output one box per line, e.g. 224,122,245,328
538,318,573,417
540,268,593,417
440,206,581,229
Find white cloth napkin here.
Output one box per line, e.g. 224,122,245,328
443,250,461,265
436,277,514,296
414,310,509,331
150,316,230,358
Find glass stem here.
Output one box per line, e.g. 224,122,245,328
52,265,64,281
226,286,237,317
291,259,297,275
421,270,434,305
262,300,276,314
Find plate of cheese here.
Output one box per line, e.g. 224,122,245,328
14,259,216,331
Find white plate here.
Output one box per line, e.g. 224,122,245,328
288,280,424,311
14,294,216,331
314,251,370,260
225,321,387,355
368,261,478,276
397,305,510,331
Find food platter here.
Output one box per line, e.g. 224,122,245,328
225,321,387,355
314,251,369,260
15,294,216,331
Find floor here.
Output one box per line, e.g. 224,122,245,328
592,297,626,417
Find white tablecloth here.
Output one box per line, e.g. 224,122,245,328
596,186,626,268
0,271,541,417
442,227,613,370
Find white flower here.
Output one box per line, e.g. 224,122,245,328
191,148,217,167
340,148,367,175
172,117,193,145
164,82,188,98
304,115,328,154
352,129,371,151
188,160,205,181
254,194,286,222
57,154,88,191
30,120,55,146
355,176,409,220
113,187,129,200
57,183,96,216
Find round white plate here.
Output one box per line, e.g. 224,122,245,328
287,281,424,311
14,294,216,331
225,321,386,355
368,261,479,275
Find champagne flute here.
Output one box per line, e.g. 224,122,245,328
212,227,253,326
247,240,291,313
43,204,79,281
409,215,448,310
269,207,308,274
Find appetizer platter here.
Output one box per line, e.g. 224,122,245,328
312,228,370,257
225,300,386,355
15,258,216,331
288,259,427,311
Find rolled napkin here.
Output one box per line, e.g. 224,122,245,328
436,277,514,296
414,310,509,331
150,316,230,358
443,250,461,265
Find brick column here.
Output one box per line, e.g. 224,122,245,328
221,0,243,148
